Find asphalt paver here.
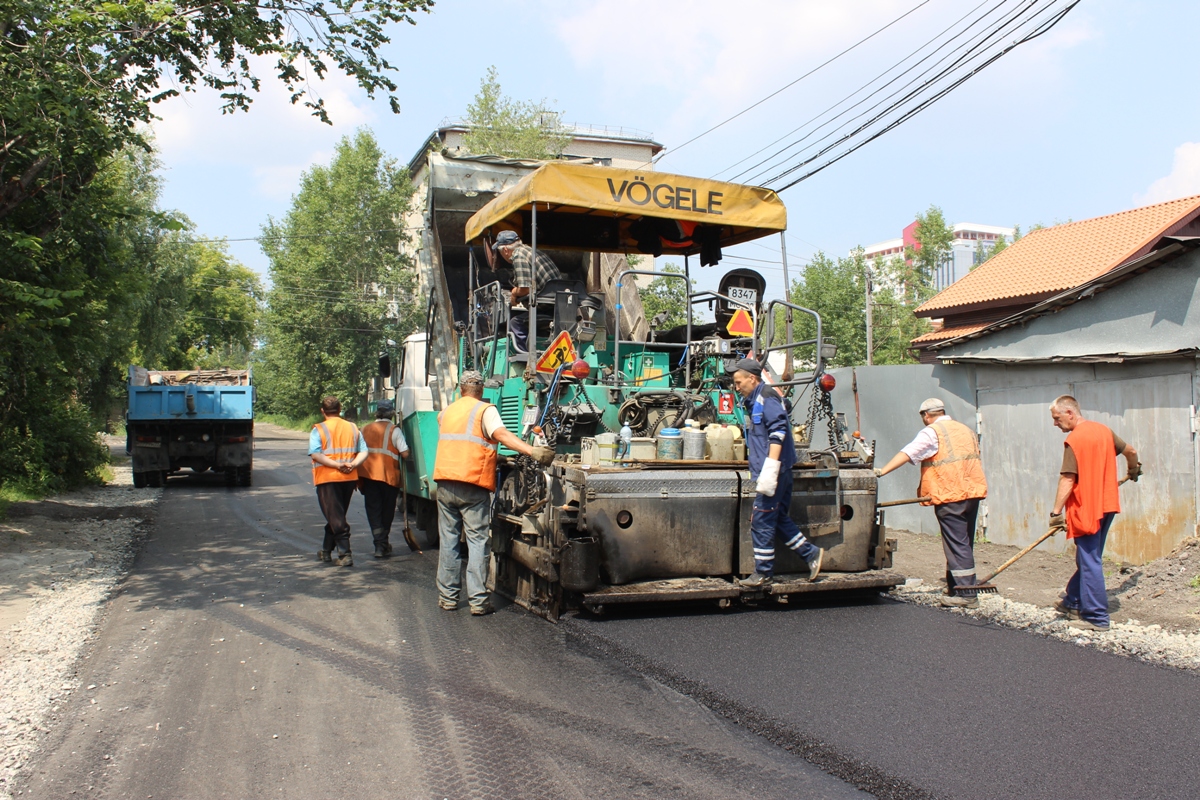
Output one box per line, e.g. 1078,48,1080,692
18,425,863,799
570,595,1200,800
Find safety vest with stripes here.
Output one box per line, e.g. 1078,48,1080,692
312,416,361,485
358,420,402,487
433,397,498,491
918,418,988,505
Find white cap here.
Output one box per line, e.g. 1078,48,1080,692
919,397,945,413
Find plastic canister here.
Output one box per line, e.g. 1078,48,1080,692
595,431,618,464
655,428,683,460
682,427,707,460
706,424,734,461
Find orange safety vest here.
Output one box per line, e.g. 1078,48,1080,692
311,416,361,485
358,420,402,487
1064,420,1120,538
433,397,498,491
918,418,988,505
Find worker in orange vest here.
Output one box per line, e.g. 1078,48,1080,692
357,399,409,559
310,396,368,567
1048,395,1140,631
876,397,988,607
433,370,554,615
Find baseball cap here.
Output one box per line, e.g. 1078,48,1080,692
376,399,395,415
918,397,945,413
727,357,763,377
459,370,485,386
491,230,520,250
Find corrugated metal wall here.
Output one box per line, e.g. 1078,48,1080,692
827,360,1199,564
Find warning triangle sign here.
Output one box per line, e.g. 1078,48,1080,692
725,308,755,337
535,331,578,374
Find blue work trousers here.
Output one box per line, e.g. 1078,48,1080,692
509,309,530,353
751,472,819,575
435,480,493,611
1064,511,1116,626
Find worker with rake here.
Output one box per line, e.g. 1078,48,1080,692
876,398,988,607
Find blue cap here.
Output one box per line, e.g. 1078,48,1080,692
491,230,520,250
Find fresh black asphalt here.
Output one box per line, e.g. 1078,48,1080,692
569,596,1200,800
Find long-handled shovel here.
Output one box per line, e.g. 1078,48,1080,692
967,477,1130,595
399,465,422,554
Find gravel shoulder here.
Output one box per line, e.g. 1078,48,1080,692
890,528,1200,671
0,442,157,800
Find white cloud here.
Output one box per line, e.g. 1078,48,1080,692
151,55,374,198
1136,142,1200,205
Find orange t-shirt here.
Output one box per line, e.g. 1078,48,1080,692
1063,420,1121,538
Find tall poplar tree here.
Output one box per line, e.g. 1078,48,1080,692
256,130,418,419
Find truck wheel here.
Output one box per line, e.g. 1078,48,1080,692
225,468,237,487
133,471,147,488
147,471,163,488
237,467,252,487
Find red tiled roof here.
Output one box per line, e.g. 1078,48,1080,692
915,195,1200,315
910,323,989,345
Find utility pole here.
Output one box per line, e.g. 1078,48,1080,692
864,262,874,366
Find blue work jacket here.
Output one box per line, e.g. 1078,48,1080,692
742,383,796,479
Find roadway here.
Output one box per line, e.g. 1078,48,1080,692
19,424,1200,799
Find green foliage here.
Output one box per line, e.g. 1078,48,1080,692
255,129,418,419
461,66,571,160
899,205,953,305
786,251,867,368
257,412,323,432
641,263,692,331
1,0,434,224
869,258,933,365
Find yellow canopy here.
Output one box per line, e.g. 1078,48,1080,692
463,162,786,256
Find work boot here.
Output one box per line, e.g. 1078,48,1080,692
470,602,495,617
808,548,824,581
438,598,459,611
1054,600,1081,620
334,552,353,567
1067,618,1110,632
374,543,387,559
940,595,979,608
317,550,332,563
737,572,772,588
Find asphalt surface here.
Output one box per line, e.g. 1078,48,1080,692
19,425,864,800
569,596,1200,800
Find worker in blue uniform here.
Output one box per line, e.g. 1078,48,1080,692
729,358,823,587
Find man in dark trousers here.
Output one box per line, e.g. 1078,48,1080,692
876,397,988,607
729,358,823,587
358,400,409,559
1049,395,1141,631
310,396,368,567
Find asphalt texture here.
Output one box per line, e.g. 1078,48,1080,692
569,598,1200,800
18,425,864,800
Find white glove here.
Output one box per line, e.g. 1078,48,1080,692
873,468,884,478
756,458,781,496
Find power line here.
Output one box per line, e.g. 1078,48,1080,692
718,0,997,182
767,0,1080,191
650,0,934,168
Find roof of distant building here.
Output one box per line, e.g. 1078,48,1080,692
915,194,1200,316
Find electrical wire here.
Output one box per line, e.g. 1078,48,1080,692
649,0,934,168
766,1,1080,191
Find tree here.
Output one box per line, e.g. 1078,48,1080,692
0,142,260,492
898,205,953,305
1,1,433,223
256,129,417,419
461,66,571,160
787,251,867,368
640,263,692,331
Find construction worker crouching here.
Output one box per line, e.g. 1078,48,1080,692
876,398,987,607
310,396,369,567
730,358,824,588
358,400,410,559
433,370,554,615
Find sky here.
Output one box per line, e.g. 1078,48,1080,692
152,0,1200,301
